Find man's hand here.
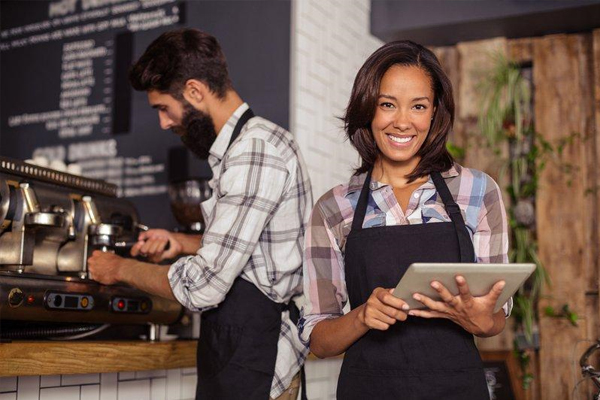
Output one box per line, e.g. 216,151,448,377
87,250,132,285
358,287,409,331
130,229,183,262
408,275,506,337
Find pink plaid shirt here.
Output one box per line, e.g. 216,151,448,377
299,164,511,343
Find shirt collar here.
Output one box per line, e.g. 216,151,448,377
209,102,250,161
344,163,461,198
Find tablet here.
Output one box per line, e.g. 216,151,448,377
392,263,536,313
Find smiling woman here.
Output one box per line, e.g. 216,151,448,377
299,40,510,400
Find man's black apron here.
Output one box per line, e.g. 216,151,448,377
196,109,282,400
336,170,489,400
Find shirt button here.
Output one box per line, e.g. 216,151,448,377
413,192,420,199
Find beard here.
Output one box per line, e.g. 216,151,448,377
177,102,217,160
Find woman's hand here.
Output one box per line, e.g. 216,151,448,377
130,229,183,263
408,276,505,337
358,287,409,330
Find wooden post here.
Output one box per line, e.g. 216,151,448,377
534,33,597,400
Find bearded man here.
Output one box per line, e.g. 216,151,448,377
88,28,312,400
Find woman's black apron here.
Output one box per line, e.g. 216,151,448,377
195,109,282,400
337,169,489,400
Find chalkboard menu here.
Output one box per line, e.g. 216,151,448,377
0,0,291,229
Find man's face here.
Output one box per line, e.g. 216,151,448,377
147,90,217,159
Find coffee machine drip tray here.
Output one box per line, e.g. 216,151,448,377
0,271,182,325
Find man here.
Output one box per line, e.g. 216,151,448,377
88,28,312,400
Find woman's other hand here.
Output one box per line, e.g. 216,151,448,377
408,276,506,337
359,287,409,330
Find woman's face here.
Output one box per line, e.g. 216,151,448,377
371,65,435,170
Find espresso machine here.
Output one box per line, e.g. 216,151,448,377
0,156,182,338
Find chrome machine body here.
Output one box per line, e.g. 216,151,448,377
0,157,182,326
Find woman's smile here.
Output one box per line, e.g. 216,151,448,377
386,133,416,146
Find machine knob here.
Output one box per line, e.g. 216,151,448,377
8,288,24,307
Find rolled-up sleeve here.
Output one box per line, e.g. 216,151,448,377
168,138,288,311
473,174,513,317
299,195,348,344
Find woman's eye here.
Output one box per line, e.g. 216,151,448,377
380,102,394,108
413,104,427,111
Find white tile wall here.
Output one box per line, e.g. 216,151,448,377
291,0,383,199
61,374,100,386
5,1,379,399
0,377,17,392
150,378,166,400
1,371,194,400
40,386,80,400
40,376,61,388
117,379,150,400
291,0,380,397
80,385,100,400
17,376,40,400
99,373,117,400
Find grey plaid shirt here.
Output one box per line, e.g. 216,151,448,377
168,103,313,398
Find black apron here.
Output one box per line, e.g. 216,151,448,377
195,109,282,400
336,170,489,400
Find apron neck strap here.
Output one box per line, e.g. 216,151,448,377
226,108,255,152
351,169,373,232
431,170,475,262
431,171,461,217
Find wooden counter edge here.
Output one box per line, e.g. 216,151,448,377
0,340,197,377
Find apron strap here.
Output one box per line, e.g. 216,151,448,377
350,169,373,232
431,171,475,262
226,108,255,151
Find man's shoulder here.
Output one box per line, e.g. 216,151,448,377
237,117,300,161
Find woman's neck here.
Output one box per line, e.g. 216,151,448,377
372,157,427,189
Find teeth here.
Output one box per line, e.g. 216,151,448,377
388,135,413,143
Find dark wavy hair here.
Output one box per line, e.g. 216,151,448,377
343,40,455,182
129,28,232,99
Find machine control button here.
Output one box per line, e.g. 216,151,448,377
8,288,24,307
46,292,94,311
111,297,152,314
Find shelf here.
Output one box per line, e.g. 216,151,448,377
0,340,197,376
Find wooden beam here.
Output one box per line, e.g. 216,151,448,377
534,33,597,400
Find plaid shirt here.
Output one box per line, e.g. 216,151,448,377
299,164,511,344
168,103,313,398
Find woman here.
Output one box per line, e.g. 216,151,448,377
299,40,510,399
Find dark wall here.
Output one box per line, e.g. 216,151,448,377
0,0,291,229
371,0,600,46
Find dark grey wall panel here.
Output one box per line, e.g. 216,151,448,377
0,0,291,229
371,0,600,46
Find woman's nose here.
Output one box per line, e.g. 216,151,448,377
392,112,410,131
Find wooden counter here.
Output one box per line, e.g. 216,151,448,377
0,340,330,377
0,340,197,377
